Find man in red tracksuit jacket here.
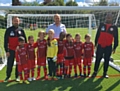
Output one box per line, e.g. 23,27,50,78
92,13,118,78
4,17,27,82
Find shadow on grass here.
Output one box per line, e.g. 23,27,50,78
0,77,105,91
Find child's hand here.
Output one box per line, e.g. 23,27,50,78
53,56,57,62
16,46,19,50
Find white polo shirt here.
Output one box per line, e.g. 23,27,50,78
46,23,67,38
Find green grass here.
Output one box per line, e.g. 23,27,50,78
0,63,120,91
0,28,120,91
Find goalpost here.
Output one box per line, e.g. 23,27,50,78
0,6,120,72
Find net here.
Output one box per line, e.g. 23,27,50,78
0,6,120,72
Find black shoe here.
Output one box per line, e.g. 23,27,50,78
103,74,109,78
79,74,83,77
4,77,10,82
67,74,71,78
74,74,78,78
83,74,86,78
91,72,97,78
64,74,67,78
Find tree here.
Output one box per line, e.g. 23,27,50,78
66,1,78,6
98,0,108,6
12,0,21,6
109,2,119,6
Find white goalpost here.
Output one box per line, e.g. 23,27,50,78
0,6,120,72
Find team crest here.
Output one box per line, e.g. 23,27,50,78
110,28,113,31
18,31,21,34
101,26,105,31
10,31,14,36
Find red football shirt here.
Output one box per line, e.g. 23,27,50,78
64,41,74,57
34,39,47,58
57,39,65,54
83,42,94,58
16,46,28,65
74,41,83,58
26,43,35,60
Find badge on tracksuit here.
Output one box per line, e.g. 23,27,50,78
101,26,105,31
10,31,14,36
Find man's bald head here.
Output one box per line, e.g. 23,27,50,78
54,14,61,26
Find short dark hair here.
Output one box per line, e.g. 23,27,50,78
66,33,72,38
18,36,25,42
59,32,66,41
75,33,81,38
84,34,91,39
28,35,33,40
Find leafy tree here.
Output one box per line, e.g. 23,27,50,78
98,0,108,6
66,1,78,6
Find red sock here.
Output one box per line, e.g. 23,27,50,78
44,67,47,77
88,66,91,75
24,70,28,80
19,72,23,80
69,65,72,75
74,65,77,74
31,68,34,77
60,67,63,76
37,67,40,77
83,66,86,75
78,64,82,73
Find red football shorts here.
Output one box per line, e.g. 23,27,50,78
64,59,74,66
37,57,46,66
74,58,82,66
28,60,35,69
57,54,64,64
18,64,28,72
83,58,92,66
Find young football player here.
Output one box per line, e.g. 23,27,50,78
83,34,94,77
73,33,83,77
26,36,36,81
64,34,74,78
47,29,58,80
15,36,29,84
56,32,66,79
34,31,47,80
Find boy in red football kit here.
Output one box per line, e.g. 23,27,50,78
64,34,74,78
56,32,66,79
15,36,29,84
34,31,47,80
83,34,94,77
26,36,36,81
73,34,83,77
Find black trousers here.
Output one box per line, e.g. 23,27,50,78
94,44,112,74
47,58,56,77
6,50,18,78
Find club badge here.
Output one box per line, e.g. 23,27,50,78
101,26,105,31
110,28,113,31
18,31,21,34
10,31,14,36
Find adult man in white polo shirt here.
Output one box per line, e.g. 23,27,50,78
46,14,67,38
